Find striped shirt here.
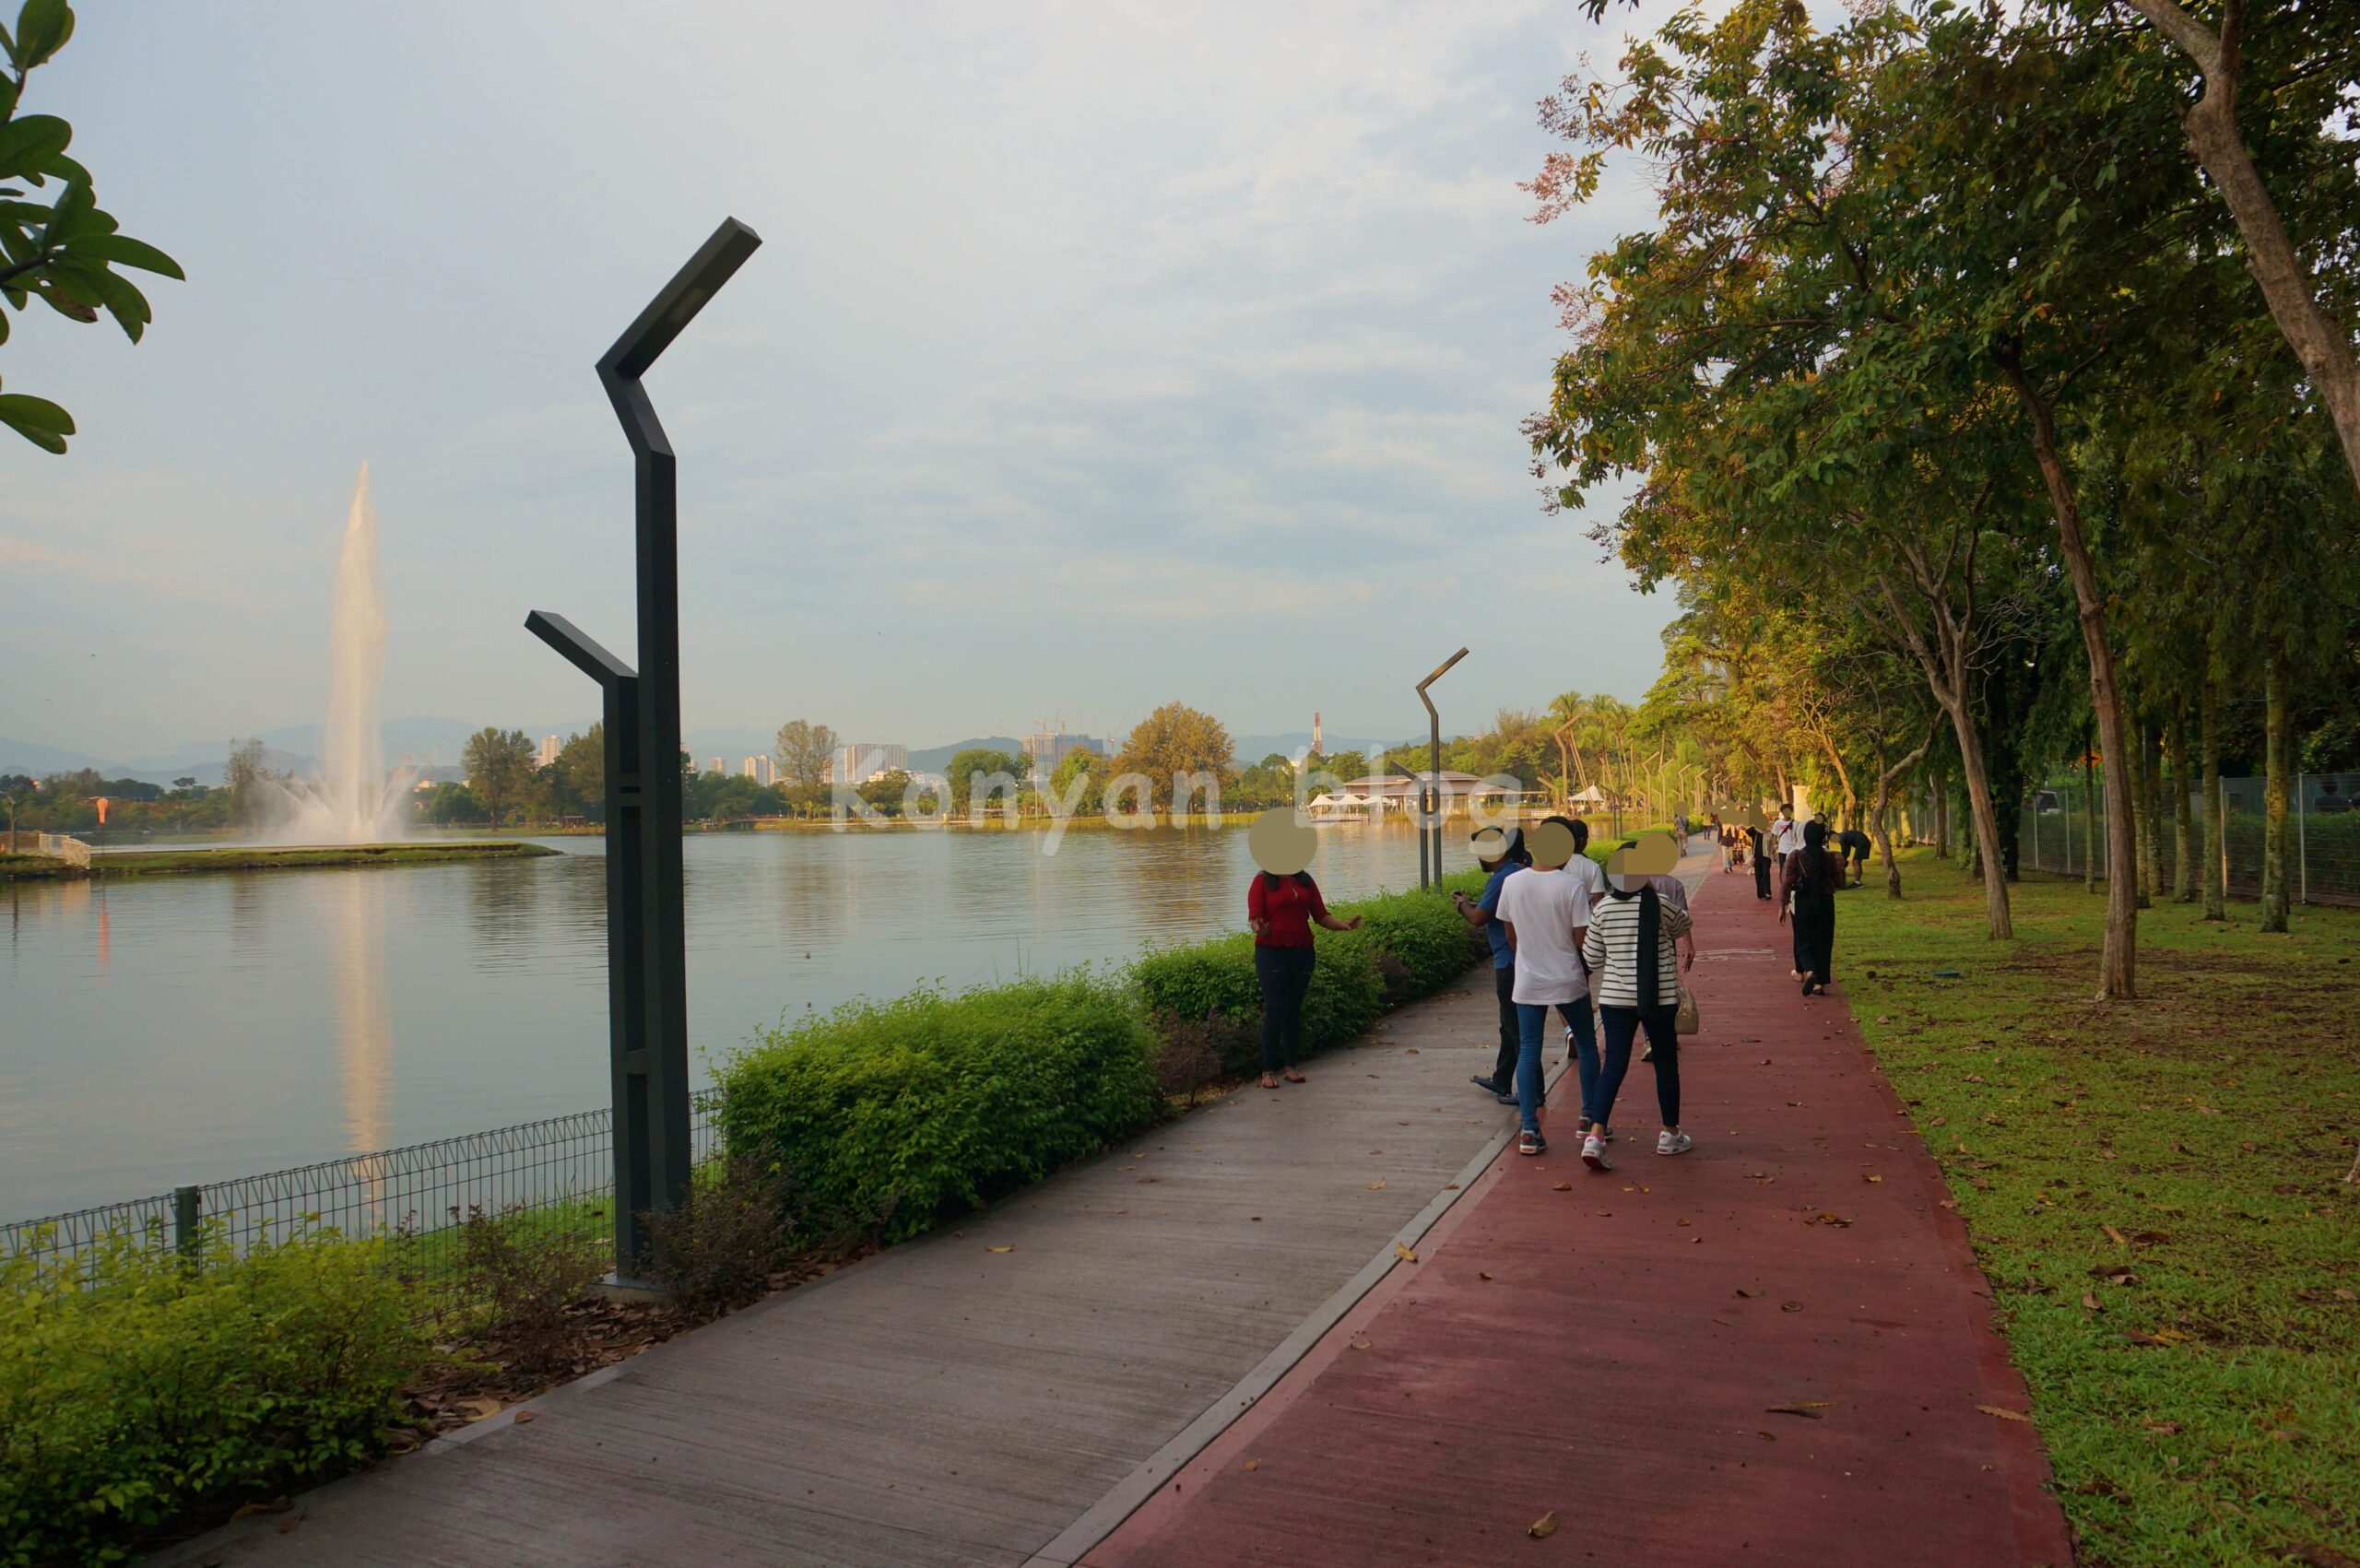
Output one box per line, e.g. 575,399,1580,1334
1581,888,1692,1008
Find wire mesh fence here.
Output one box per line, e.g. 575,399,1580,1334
1,1088,726,1305
2016,772,2360,907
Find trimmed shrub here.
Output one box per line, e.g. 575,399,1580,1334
1131,876,1483,1072
715,973,1162,1243
0,1226,429,1567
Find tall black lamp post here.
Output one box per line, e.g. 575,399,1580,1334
525,217,762,1282
1415,647,1468,889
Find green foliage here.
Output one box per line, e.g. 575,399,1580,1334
454,1206,603,1380
1132,874,1483,1072
715,973,1162,1242
639,1156,801,1316
0,1225,429,1565
0,0,183,453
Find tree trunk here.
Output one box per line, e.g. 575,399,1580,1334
2262,643,2291,932
2083,734,2100,895
1935,774,1951,858
2003,358,2137,996
2168,710,2195,902
2118,0,2360,495
1954,712,2012,936
2201,675,2227,922
1871,725,1933,899
2137,716,2164,908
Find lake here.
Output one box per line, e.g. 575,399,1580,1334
0,821,1481,1220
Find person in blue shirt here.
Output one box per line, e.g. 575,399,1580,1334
1452,825,1528,1103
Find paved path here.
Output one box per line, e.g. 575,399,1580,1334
165,945,1534,1567
1083,867,2075,1567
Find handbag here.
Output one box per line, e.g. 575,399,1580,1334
1673,984,1700,1036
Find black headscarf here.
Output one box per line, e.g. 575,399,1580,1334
1502,825,1530,867
1800,819,1830,892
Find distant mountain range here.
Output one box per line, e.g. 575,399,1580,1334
4,721,1422,787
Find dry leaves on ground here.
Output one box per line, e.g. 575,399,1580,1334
1528,1512,1560,1539
1393,1242,1420,1263
1978,1405,2032,1422
1766,1401,1830,1419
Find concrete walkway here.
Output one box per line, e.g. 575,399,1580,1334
164,939,1541,1566
1081,866,2075,1567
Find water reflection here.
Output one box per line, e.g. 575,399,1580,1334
2,819,1479,1217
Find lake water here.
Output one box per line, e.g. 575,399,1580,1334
0,822,1481,1220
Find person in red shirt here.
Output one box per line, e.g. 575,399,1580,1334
1247,869,1363,1088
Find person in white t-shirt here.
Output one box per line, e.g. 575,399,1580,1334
1772,804,1803,858
1494,818,1605,1158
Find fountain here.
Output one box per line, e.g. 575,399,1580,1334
271,464,411,843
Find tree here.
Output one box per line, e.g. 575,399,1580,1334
1112,702,1234,810
946,747,1029,819
222,737,271,824
553,725,604,820
773,720,838,790
0,0,185,452
2106,0,2360,491
461,727,536,828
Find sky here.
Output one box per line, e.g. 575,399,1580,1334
0,0,1691,764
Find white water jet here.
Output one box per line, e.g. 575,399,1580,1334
271,464,411,843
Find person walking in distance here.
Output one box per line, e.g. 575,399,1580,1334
1245,811,1363,1089
1751,823,1774,901
1579,843,1694,1168
1780,819,1846,996
1453,825,1528,1104
1772,803,1802,858
1493,819,1601,1157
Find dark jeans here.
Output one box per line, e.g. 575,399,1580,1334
1595,1005,1681,1128
1490,963,1519,1089
1752,856,1772,899
1255,945,1316,1072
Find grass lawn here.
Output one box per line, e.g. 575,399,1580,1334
1846,850,2359,1568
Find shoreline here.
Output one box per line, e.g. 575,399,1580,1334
0,842,558,882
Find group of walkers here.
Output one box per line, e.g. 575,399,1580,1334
1243,805,1849,1158
1448,817,1691,1170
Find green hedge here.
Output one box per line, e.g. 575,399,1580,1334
0,1228,428,1567
715,974,1163,1243
1132,874,1484,1071
717,877,1490,1239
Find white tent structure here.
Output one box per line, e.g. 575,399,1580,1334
1564,784,1610,807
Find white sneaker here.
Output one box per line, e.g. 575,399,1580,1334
1581,1135,1611,1171
1656,1130,1693,1157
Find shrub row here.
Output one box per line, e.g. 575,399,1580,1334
0,1228,428,1568
716,874,1489,1242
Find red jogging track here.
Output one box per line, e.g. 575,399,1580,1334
1083,867,2075,1568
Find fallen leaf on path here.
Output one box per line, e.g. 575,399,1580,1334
1367,1179,1387,1190
986,1245,1014,1254
1735,1288,1760,1299
512,1409,537,1425
1678,1218,1693,1226
1978,1405,2031,1422
1810,1213,1853,1228
1244,1458,1259,1471
1480,1271,1494,1280
1781,1301,1804,1313
1766,1402,1830,1419
1351,1339,1374,1351
1528,1512,1560,1539
1863,1174,1883,1184
1552,1182,1572,1192
1393,1242,1419,1264
228,1499,291,1522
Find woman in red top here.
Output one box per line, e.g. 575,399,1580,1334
1247,869,1363,1088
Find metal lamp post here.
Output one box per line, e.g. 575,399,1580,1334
1415,648,1469,888
525,217,762,1282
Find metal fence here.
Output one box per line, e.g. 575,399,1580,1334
2018,772,2360,907
1,1089,726,1302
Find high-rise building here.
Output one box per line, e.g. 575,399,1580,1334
537,734,561,769
1312,712,1322,756
703,755,724,776
742,755,775,786
1023,720,1103,777
826,743,908,784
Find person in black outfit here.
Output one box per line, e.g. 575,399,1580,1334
1750,825,1773,900
1453,826,1529,1103
1779,820,1845,995
1836,825,1872,887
